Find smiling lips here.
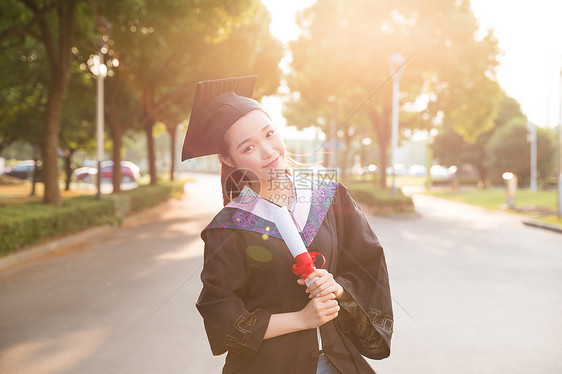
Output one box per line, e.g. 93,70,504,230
264,155,280,168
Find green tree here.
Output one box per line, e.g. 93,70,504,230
486,119,555,186
287,0,501,187
433,92,526,187
103,69,139,192
0,0,92,205
2,0,283,196
0,22,47,196
59,66,96,191
100,0,282,185
0,11,47,154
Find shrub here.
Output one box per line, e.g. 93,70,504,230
345,181,414,213
0,181,185,256
118,182,184,215
0,197,116,256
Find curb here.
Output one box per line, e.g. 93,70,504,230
0,200,173,273
522,218,562,234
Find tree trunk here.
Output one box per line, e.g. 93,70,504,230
478,166,487,189
378,141,388,188
42,75,65,205
30,157,40,197
63,149,75,191
39,2,77,205
111,129,123,193
106,71,134,194
145,121,157,185
367,106,391,189
340,130,354,181
167,125,177,182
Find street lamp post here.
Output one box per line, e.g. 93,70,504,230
389,53,405,197
95,51,106,199
88,42,118,199
526,122,537,192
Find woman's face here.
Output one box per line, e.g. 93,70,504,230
222,109,286,186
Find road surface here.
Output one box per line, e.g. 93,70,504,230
1,174,560,373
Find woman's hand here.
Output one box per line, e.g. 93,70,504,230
297,269,345,300
298,292,340,329
265,269,349,338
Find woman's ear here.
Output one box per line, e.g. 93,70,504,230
218,154,234,168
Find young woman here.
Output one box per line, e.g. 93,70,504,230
182,76,393,374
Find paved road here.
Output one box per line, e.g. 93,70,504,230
0,173,225,374
1,175,561,373
373,194,562,373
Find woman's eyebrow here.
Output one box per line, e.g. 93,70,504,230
236,125,273,149
236,138,250,150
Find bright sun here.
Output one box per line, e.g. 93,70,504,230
261,0,317,43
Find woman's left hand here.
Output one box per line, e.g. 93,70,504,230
297,269,344,299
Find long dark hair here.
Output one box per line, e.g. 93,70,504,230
219,159,245,206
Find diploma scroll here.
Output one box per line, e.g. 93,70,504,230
272,206,325,287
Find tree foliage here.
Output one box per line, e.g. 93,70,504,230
0,0,92,205
0,17,46,154
287,0,501,187
1,0,283,199
432,91,527,187
98,0,283,185
486,119,555,185
59,65,96,190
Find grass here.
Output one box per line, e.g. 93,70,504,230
427,187,562,226
0,182,97,206
429,188,556,210
541,215,562,225
389,175,428,187
349,174,448,187
0,176,195,206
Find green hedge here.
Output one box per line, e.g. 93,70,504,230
0,181,185,257
345,181,414,213
0,197,116,256
114,182,185,215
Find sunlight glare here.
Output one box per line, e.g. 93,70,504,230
261,0,317,43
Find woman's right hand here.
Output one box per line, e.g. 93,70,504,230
298,292,340,329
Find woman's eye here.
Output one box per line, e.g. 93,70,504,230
244,145,255,153
266,130,274,138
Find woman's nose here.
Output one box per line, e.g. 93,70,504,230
260,143,275,158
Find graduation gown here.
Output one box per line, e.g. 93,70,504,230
196,179,393,374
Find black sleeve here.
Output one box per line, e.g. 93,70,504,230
196,228,272,367
332,182,393,359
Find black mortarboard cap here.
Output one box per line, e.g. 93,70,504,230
181,76,261,161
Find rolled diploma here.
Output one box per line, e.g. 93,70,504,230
272,206,318,287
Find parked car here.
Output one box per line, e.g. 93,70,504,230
5,160,43,181
408,164,427,176
75,161,141,183
430,165,451,179
385,163,406,175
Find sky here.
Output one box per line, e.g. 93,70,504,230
471,0,562,128
261,0,562,129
